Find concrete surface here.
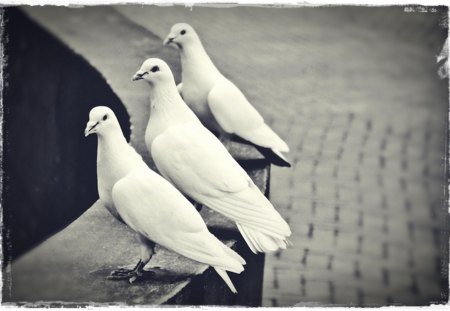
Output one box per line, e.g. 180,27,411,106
13,5,450,306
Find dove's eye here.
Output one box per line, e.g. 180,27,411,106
180,30,186,35
103,114,108,121
151,66,159,73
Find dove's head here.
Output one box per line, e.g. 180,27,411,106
163,23,198,49
132,58,175,85
84,106,121,137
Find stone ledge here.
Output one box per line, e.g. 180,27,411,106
4,164,268,305
3,7,268,305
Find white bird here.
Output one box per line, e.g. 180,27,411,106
132,59,292,254
85,106,245,292
85,107,142,220
163,23,291,167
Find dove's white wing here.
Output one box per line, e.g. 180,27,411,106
152,123,249,196
151,123,291,253
208,78,289,152
111,167,245,275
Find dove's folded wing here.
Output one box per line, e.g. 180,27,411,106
238,123,290,152
112,168,244,273
171,233,244,274
151,124,290,236
208,79,289,152
112,168,207,237
208,79,263,134
200,182,291,237
151,123,250,196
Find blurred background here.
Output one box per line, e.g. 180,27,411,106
2,5,448,306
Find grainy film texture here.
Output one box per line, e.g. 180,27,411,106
1,5,449,307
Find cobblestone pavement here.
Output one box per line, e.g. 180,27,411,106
116,6,448,306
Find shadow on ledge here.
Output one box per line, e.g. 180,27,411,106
2,8,131,262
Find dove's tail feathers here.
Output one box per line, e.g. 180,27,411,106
237,223,290,254
214,267,238,293
203,187,291,237
255,146,291,167
201,185,291,253
175,233,245,274
238,123,290,153
222,244,247,265
286,238,294,248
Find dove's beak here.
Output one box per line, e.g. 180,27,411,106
132,70,146,82
163,34,176,46
84,121,99,137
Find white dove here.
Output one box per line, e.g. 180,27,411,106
132,59,292,254
163,23,291,167
85,107,142,220
85,106,245,292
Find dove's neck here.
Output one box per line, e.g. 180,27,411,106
97,128,139,168
98,127,127,145
180,40,221,81
150,81,197,118
146,81,200,145
150,81,182,107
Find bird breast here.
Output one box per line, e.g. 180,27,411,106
181,80,220,131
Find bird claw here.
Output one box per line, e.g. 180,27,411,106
107,268,155,283
129,274,140,284
106,269,135,280
109,267,132,275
